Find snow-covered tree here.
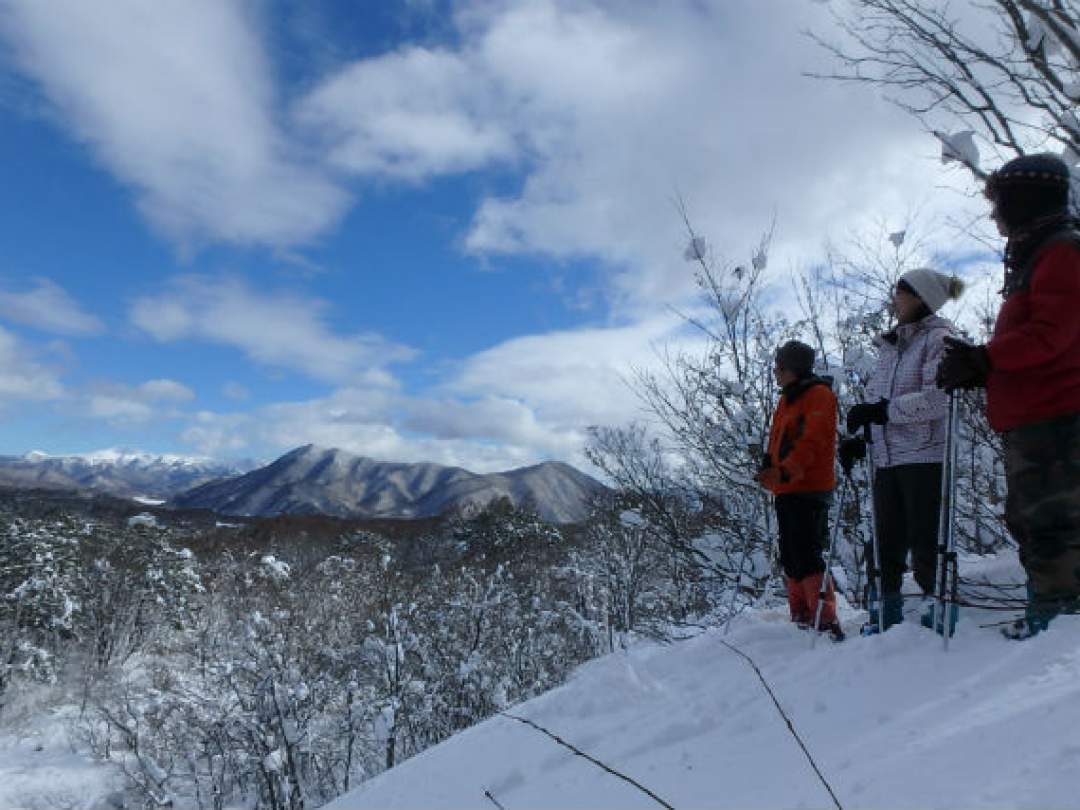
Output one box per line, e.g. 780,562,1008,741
0,518,82,711
814,0,1080,194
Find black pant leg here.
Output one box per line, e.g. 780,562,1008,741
1004,414,1080,614
775,493,830,580
872,466,908,595
896,463,944,595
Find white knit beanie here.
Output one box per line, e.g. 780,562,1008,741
898,268,965,313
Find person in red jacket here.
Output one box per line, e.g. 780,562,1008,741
757,340,843,641
937,153,1080,639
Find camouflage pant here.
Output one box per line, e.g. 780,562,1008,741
1004,412,1080,620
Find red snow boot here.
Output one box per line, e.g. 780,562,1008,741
786,576,811,626
800,572,838,629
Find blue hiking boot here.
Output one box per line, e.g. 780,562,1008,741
861,593,904,635
1002,585,1059,640
920,598,959,637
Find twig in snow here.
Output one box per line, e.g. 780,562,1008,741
500,712,676,810
718,639,844,810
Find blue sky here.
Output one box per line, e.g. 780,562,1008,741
0,0,991,471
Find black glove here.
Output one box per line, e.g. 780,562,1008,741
838,436,867,475
846,399,889,434
936,336,991,391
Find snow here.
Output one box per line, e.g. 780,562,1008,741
132,496,166,506
265,748,286,773
127,513,159,528
260,554,291,580
937,130,980,170
751,245,768,271
77,448,216,468
683,236,707,262
0,699,120,810
327,553,1080,810
374,706,396,744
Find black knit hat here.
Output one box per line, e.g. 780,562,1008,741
986,153,1071,231
775,340,815,378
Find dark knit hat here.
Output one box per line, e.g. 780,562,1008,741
775,340,815,378
986,153,1071,231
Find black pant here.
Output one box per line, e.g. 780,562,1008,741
1003,412,1080,616
775,492,831,580
872,463,943,595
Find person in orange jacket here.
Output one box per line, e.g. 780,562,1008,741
756,340,843,641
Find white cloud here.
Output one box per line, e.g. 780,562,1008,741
0,325,64,401
299,46,516,181
0,278,104,336
459,0,977,307
298,0,988,314
87,395,154,423
130,275,417,384
139,379,195,402
0,0,348,247
448,312,702,428
223,381,251,401
81,378,195,424
169,310,702,472
178,388,545,472
0,1,1003,471
181,411,252,456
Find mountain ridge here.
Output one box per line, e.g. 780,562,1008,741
0,448,254,500
171,444,605,523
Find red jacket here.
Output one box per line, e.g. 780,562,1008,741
986,240,1080,432
764,378,837,495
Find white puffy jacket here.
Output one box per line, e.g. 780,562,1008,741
864,314,958,469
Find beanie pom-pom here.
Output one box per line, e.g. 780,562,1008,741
947,276,965,300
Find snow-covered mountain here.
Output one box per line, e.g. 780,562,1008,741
325,553,1080,810
0,449,254,501
172,444,606,523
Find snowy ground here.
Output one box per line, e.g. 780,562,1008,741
0,688,120,810
328,553,1080,810
4,553,1077,810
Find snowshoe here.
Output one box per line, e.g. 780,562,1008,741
1002,585,1068,640
818,621,845,643
1001,612,1053,640
1001,618,1043,640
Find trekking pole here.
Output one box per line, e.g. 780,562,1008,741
863,424,884,635
811,475,849,649
934,391,960,650
946,396,962,650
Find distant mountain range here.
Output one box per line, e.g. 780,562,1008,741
0,445,606,524
172,445,605,523
0,449,255,501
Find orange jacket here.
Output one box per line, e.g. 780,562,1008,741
763,377,837,495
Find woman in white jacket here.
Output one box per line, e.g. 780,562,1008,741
841,268,964,633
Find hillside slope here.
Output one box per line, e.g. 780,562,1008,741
173,444,605,523
327,554,1080,810
0,449,250,500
